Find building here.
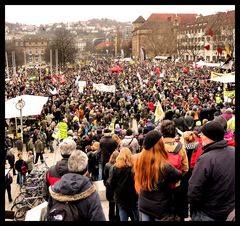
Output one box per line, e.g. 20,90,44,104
177,10,235,62
132,13,197,59
16,35,49,66
132,11,235,61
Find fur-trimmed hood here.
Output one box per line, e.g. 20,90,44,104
49,173,96,202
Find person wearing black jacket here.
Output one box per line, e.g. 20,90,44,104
99,128,118,180
47,150,105,221
188,121,235,221
43,138,76,201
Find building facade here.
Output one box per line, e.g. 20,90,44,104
132,11,235,61
132,14,197,59
177,10,235,62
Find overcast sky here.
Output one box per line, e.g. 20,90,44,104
5,5,235,26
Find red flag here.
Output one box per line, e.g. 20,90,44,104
155,67,160,75
209,28,214,37
59,74,66,84
217,47,223,55
204,44,210,50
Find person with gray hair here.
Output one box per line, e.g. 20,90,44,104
47,150,106,221
42,138,76,201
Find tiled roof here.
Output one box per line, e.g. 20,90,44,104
133,16,145,24
147,13,197,24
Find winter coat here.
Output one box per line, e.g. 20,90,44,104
103,162,114,201
188,140,235,220
173,115,185,132
99,135,118,166
162,137,189,186
108,166,138,208
15,139,23,151
47,173,106,221
15,159,28,173
43,158,70,201
121,135,139,154
26,155,34,171
139,164,182,220
34,139,44,153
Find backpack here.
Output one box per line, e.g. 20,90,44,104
126,137,134,153
168,142,183,172
47,199,80,221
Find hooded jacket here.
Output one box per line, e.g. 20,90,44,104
43,158,70,201
47,173,106,221
188,140,235,220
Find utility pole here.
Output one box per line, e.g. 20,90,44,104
55,49,58,75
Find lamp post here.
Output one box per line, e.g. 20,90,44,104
15,99,25,141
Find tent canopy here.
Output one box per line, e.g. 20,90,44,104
5,95,49,119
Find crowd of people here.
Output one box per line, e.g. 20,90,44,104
5,56,235,221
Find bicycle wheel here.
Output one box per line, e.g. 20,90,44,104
11,202,25,212
14,205,31,221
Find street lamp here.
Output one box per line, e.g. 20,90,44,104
15,99,25,141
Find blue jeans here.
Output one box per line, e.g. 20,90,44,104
18,172,26,187
140,211,161,221
191,210,215,221
117,204,139,221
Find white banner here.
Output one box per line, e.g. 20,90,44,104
93,83,116,93
77,81,87,93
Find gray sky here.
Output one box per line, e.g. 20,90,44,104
5,5,235,26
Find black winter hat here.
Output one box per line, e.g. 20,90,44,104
143,130,162,150
200,121,224,142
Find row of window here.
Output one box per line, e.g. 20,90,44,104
28,48,44,54
179,35,232,43
15,41,46,46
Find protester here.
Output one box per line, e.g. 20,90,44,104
26,150,34,174
134,130,182,221
14,153,28,188
121,128,139,154
160,119,189,221
42,138,76,201
5,161,13,203
34,135,45,164
99,128,118,180
108,147,139,221
188,121,235,221
47,150,106,221
103,150,120,221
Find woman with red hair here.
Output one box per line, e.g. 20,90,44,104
134,130,182,221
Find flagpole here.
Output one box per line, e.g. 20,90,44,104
55,49,58,76
50,49,53,76
5,51,9,79
24,50,27,77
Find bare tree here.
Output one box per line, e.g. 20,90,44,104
142,27,177,58
47,27,78,68
5,40,24,66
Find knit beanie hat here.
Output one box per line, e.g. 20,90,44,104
201,121,224,142
143,130,162,150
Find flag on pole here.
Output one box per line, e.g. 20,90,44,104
59,74,66,84
154,101,165,123
221,55,233,70
208,28,214,37
204,43,210,50
217,47,223,55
